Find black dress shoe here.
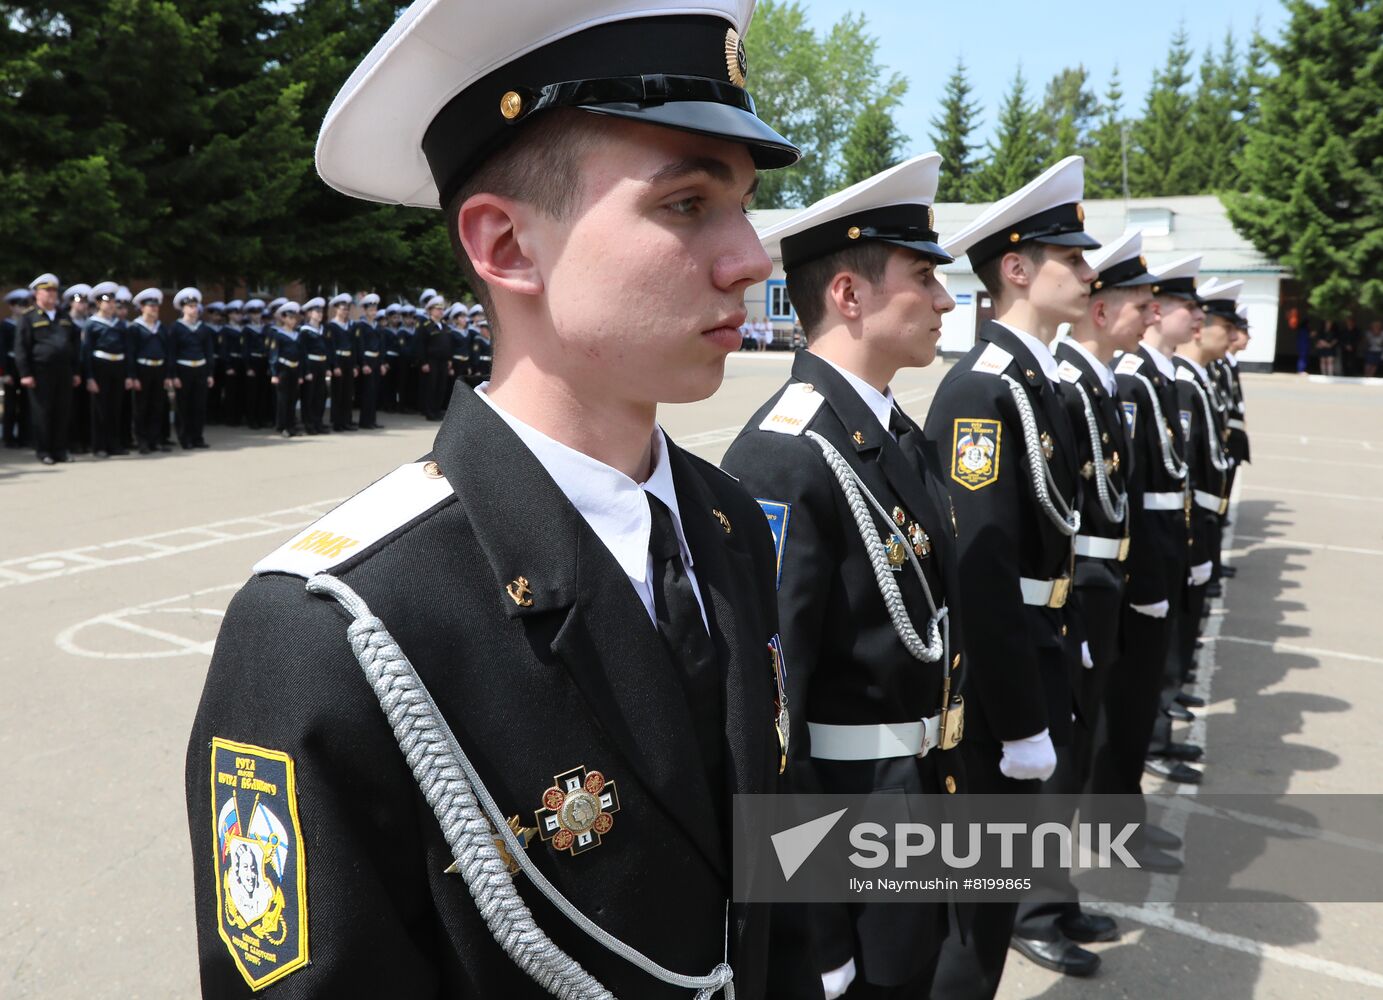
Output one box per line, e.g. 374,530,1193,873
1058,912,1120,943
1138,824,1183,850
1010,936,1100,977
1145,758,1202,784
1149,741,1203,761
1128,843,1184,873
1165,702,1195,723
1220,565,1237,578
138,445,152,455
193,441,209,449
1176,691,1206,708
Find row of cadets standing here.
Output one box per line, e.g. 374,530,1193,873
2,287,35,448
80,280,136,457
723,153,967,999
351,292,386,429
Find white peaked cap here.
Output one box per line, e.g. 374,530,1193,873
943,155,1099,265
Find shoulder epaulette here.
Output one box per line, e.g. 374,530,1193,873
758,382,825,436
1114,353,1144,376
971,342,1013,377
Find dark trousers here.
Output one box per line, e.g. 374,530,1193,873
304,365,327,430
28,362,75,459
331,364,355,429
208,362,225,423
243,361,268,428
3,374,30,445
119,380,133,449
274,369,300,433
843,950,941,999
70,381,90,451
358,365,381,427
89,360,127,454
220,370,242,426
175,368,209,447
931,738,1040,1000
420,361,449,419
1151,566,1195,752
380,357,399,411
135,368,166,449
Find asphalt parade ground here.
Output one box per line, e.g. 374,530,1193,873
3,353,1382,998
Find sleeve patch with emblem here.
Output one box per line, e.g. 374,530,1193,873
210,738,309,990
755,499,791,588
1179,409,1192,438
1122,401,1137,437
950,418,1002,491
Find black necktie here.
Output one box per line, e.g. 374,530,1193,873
646,493,724,797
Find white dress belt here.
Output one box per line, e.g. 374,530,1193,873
1019,576,1070,608
1143,491,1185,511
136,357,165,366
1194,489,1223,512
93,351,125,362
363,351,380,357
176,358,208,367
1228,418,1245,430
336,350,354,356
808,716,943,760
307,354,328,362
277,359,300,369
1074,535,1124,560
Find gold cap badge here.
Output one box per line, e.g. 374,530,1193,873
499,91,524,120
725,28,748,87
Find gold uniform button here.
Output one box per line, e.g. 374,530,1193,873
1061,624,1069,637
945,776,957,794
423,460,444,479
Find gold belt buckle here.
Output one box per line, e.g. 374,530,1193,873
1118,535,1131,562
940,697,965,751
1218,497,1229,516
1047,576,1071,609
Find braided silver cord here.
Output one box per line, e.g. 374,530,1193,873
1131,371,1189,480
805,430,947,663
1181,372,1231,473
999,375,1080,537
1071,383,1128,525
304,574,736,1000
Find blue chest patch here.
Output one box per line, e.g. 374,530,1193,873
755,499,792,588
1122,401,1137,437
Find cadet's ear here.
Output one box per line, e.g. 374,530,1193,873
998,250,1032,291
1090,295,1108,328
826,270,864,322
456,194,544,298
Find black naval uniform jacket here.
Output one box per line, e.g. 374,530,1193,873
922,322,1081,752
1114,347,1190,606
14,307,81,378
1052,342,1133,696
1173,357,1230,569
415,317,451,364
186,384,812,1000
326,320,356,369
721,351,966,985
171,319,215,376
1214,358,1251,465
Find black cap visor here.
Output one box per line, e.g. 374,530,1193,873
581,99,799,170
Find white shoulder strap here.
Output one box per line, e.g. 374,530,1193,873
972,342,1013,377
1057,360,1083,384
1114,353,1144,376
253,462,453,577
759,382,825,436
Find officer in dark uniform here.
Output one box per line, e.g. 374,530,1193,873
327,292,359,431
416,293,452,419
129,288,171,454
240,299,269,430
1222,308,1251,493
1201,281,1249,580
219,300,245,427
723,154,965,999
299,297,330,434
187,0,812,995
353,293,385,429
80,281,134,458
205,301,227,424
171,287,215,449
1010,229,1154,971
922,158,1097,997
469,305,494,388
1089,241,1193,859
14,274,83,465
63,284,94,455
269,300,305,437
2,288,33,449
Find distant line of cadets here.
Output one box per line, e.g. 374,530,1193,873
1,280,492,461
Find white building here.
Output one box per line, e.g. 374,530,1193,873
746,195,1286,369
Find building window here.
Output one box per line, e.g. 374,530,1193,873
1126,207,1174,237
767,280,794,320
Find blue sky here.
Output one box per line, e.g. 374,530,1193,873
792,0,1289,152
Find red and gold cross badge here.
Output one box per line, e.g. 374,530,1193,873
534,766,620,856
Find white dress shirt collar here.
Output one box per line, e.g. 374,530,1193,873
995,321,1061,383
1226,352,1239,368
1061,338,1118,395
1145,345,1177,381
475,384,696,593
817,355,896,433
1180,354,1211,383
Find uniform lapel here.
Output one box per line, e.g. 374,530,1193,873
433,387,728,878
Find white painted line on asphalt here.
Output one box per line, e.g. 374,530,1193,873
1234,533,1383,559
1212,635,1383,666
98,615,218,656
0,500,345,588
1253,453,1383,470
56,584,238,660
1240,484,1383,504
1166,798,1383,856
1251,431,1383,450
1089,902,1383,990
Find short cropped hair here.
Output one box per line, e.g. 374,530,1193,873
974,242,1051,302
444,111,614,333
786,242,895,339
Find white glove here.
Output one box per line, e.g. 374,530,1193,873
1188,561,1213,587
1131,600,1170,619
1000,729,1057,781
1081,641,1094,669
822,958,856,1000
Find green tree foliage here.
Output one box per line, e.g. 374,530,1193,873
744,0,908,208
970,68,1049,202
1084,68,1128,199
1187,33,1244,192
1037,66,1100,163
1227,0,1383,318
1129,25,1197,196
928,59,983,203
841,90,909,187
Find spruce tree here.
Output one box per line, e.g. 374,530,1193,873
928,59,983,202
1227,0,1383,318
1037,66,1099,164
1084,68,1129,199
970,68,1048,202
1129,26,1197,196
1187,33,1244,192
842,90,908,187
